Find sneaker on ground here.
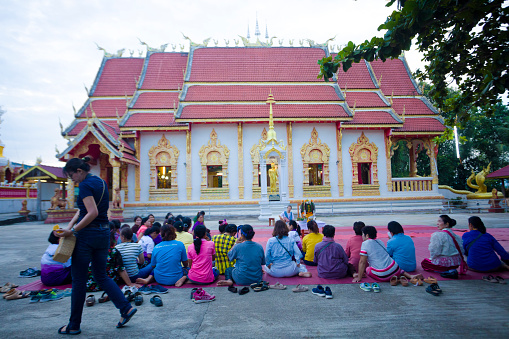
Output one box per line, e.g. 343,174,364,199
359,283,372,292
311,285,326,297
138,285,153,295
40,291,64,302
29,291,48,303
149,285,168,294
193,289,215,303
129,286,139,294
121,286,130,294
325,286,333,299
19,268,39,278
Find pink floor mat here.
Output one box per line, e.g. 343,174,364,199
18,225,509,291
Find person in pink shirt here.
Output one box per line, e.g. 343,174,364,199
136,217,152,239
186,225,218,284
345,221,365,272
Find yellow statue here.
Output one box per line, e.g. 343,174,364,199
467,162,491,194
268,163,278,193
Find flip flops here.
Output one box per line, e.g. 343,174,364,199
495,276,507,284
410,277,423,286
116,307,137,328
0,283,18,293
150,295,163,307
426,283,442,296
390,276,399,286
292,284,308,293
269,282,287,290
134,292,143,306
58,325,81,335
424,277,437,284
483,275,507,284
399,276,409,287
98,292,109,303
85,295,95,307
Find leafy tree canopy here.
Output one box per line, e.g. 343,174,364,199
318,0,508,126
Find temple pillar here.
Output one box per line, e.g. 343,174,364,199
287,122,294,198
66,178,75,208
134,139,141,201
260,157,268,201
238,123,244,199
279,156,289,203
186,129,192,200
121,164,128,201
407,140,417,177
111,159,120,203
385,134,393,192
336,127,344,196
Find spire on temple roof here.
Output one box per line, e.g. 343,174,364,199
247,24,251,39
255,13,261,37
266,90,277,142
265,23,269,39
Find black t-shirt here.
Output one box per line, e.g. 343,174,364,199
77,174,109,225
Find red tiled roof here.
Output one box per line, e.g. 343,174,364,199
396,117,445,132
82,99,128,118
343,111,400,125
92,58,144,96
122,152,139,163
132,92,180,109
100,120,120,133
179,104,349,119
184,85,341,101
189,48,325,82
123,113,185,128
487,165,509,179
370,59,419,96
345,92,388,108
391,97,436,115
140,53,188,90
337,60,377,89
67,121,87,136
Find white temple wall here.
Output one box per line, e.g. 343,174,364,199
190,124,239,201
291,123,339,198
341,129,388,197
127,164,135,202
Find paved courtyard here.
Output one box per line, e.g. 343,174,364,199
0,212,508,338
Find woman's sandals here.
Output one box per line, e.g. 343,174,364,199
250,281,269,292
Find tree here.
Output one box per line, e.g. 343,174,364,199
318,0,509,125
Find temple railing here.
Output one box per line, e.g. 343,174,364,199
392,177,433,192
0,186,37,199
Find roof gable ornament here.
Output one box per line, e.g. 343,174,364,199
390,90,394,106
181,33,211,47
306,36,335,48
377,74,383,87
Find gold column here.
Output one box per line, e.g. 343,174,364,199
111,159,120,204
238,123,244,199
121,163,128,201
66,178,75,208
427,139,439,184
186,130,192,200
287,122,294,198
336,126,344,196
407,140,417,177
134,139,141,201
385,135,393,192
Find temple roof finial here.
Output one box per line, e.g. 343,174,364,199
247,23,251,39
266,91,277,142
255,13,261,37
265,23,269,39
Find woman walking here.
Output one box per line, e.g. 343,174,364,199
55,157,135,335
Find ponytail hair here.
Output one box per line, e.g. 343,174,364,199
193,225,207,254
173,221,184,232
468,216,486,234
439,215,457,228
63,156,91,177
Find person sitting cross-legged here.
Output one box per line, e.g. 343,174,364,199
353,226,422,283
174,220,193,253
212,224,237,275
345,221,365,272
217,224,266,286
386,221,417,272
41,231,72,287
301,220,323,266
313,225,349,279
184,225,219,285
264,220,312,278
135,225,189,287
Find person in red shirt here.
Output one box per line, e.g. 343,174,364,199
345,221,365,272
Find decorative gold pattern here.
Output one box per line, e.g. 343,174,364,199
186,130,192,200
349,132,380,196
121,163,128,201
66,179,75,208
385,134,393,192
148,134,179,201
300,127,331,197
238,123,244,199
336,127,344,196
250,128,268,199
287,122,294,198
198,129,230,200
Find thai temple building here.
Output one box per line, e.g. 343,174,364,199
58,38,446,218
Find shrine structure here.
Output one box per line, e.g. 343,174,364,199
58,39,446,218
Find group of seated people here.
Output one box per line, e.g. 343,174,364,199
40,212,509,289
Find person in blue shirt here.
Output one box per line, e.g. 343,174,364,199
135,224,189,287
386,221,417,272
462,216,509,272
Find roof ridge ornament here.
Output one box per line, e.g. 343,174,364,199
95,43,114,57
181,33,211,47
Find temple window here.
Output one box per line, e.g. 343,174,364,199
199,129,230,199
207,165,223,188
308,164,323,186
148,134,179,201
300,127,331,197
157,166,172,189
349,132,380,196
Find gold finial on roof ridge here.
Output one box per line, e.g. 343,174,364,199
266,90,277,142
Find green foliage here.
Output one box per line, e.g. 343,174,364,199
318,0,509,125
391,140,410,177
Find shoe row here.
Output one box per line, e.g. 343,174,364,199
29,288,71,303
191,288,216,303
312,285,333,299
19,267,41,278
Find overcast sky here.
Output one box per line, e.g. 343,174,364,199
0,0,428,167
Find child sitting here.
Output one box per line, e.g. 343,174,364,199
41,231,72,286
345,221,365,272
139,226,160,262
288,220,303,251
